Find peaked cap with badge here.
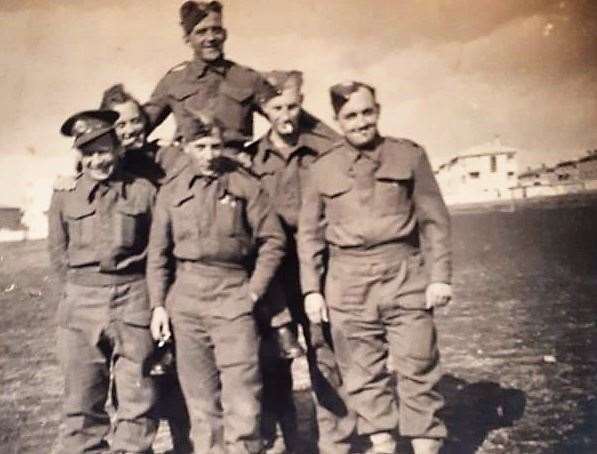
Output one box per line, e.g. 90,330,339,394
60,110,119,153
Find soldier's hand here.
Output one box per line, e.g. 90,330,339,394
150,306,171,342
425,282,452,309
304,292,329,324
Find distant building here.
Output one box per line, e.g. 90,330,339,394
578,151,597,191
435,138,519,204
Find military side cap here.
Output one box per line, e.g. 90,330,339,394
60,110,119,150
256,70,303,104
180,1,223,35
330,81,376,114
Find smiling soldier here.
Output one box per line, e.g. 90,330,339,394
298,82,452,454
144,1,264,145
48,110,158,454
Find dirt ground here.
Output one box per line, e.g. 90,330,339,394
0,219,595,453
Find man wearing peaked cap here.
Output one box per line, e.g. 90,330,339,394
246,70,356,454
144,0,266,146
297,82,452,454
147,117,286,453
49,110,159,453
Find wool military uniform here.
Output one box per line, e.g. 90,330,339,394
248,112,357,454
48,171,158,454
298,136,451,440
147,158,286,454
144,58,263,143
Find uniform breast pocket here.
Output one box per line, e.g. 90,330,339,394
115,203,148,249
375,178,413,215
217,195,246,237
319,177,353,221
171,194,201,242
215,82,253,130
65,207,96,248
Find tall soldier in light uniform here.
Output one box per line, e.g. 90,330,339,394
298,82,452,454
247,71,356,454
48,110,158,454
145,0,302,356
147,118,286,454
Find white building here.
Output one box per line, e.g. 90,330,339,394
435,138,519,205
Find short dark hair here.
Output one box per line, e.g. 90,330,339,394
99,84,149,133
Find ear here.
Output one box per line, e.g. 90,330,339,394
221,27,228,43
298,93,305,105
183,32,191,45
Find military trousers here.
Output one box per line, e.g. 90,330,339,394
325,248,447,440
56,279,158,454
258,252,356,454
168,262,263,454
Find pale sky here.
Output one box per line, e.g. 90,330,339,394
1,0,596,181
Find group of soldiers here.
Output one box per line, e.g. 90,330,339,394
47,2,453,454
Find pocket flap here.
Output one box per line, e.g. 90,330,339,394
171,84,199,101
172,192,195,207
318,175,352,197
375,164,413,181
64,205,95,220
117,202,145,216
123,310,152,327
220,82,253,102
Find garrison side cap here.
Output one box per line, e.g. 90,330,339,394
256,70,303,104
60,110,119,149
183,109,249,148
180,0,223,35
329,80,376,115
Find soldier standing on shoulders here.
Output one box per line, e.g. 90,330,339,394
48,110,158,454
297,82,453,454
145,0,262,144
145,0,302,357
147,118,286,454
247,70,356,454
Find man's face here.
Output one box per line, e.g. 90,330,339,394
262,89,303,137
111,101,146,151
187,12,226,62
336,87,380,148
80,147,119,182
184,131,224,173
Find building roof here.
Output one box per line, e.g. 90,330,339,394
456,137,518,159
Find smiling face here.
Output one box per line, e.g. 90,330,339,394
111,100,147,151
336,86,380,148
262,88,303,138
80,146,119,182
186,11,227,62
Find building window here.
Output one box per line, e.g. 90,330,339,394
469,171,480,179
490,155,497,173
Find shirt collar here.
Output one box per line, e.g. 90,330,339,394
79,172,125,202
345,135,384,164
189,57,230,79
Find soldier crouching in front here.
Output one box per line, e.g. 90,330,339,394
147,117,286,454
48,110,158,454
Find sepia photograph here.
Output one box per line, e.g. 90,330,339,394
1,1,596,453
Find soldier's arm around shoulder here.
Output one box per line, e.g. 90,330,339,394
297,163,327,295
233,171,286,300
47,190,68,285
146,187,174,309
411,142,452,284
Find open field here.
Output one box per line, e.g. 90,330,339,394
1,204,596,453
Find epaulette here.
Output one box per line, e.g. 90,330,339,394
388,137,424,150
167,61,190,74
313,140,343,162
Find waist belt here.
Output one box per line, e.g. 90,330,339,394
329,242,418,264
177,260,248,277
